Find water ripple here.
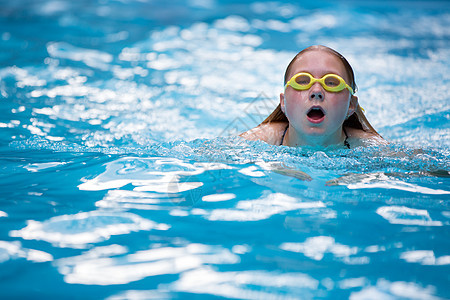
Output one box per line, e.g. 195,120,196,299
400,250,450,266
55,243,239,285
350,279,439,300
0,240,53,263
206,192,325,222
10,211,160,248
376,206,443,226
47,42,113,71
170,267,319,299
78,157,205,192
280,236,367,265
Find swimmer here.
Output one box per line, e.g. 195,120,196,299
241,45,387,148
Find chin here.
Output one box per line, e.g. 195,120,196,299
304,125,327,136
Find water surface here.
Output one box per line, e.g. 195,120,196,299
1,0,449,299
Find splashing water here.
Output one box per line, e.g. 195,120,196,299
1,0,449,299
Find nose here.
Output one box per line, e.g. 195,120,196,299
309,91,323,101
309,82,324,100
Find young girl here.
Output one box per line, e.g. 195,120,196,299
241,45,386,148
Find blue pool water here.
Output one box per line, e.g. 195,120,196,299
1,0,450,299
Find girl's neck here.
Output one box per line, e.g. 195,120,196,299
283,125,347,148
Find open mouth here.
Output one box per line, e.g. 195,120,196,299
307,107,325,122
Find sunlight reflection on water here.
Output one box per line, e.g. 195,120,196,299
10,211,162,249
1,0,449,299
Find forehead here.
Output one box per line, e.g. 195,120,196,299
288,50,348,79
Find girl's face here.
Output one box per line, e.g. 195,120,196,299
281,50,356,142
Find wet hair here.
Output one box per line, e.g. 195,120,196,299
260,45,379,135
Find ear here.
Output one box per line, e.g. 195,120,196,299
280,93,286,113
347,95,358,118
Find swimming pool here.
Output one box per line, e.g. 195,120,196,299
1,0,449,298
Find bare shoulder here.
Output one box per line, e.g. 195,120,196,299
240,122,288,145
346,127,388,147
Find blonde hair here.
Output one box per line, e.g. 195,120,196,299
261,45,381,136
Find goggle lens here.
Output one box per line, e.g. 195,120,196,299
324,75,340,88
295,74,311,86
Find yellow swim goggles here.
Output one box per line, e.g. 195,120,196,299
285,72,354,95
